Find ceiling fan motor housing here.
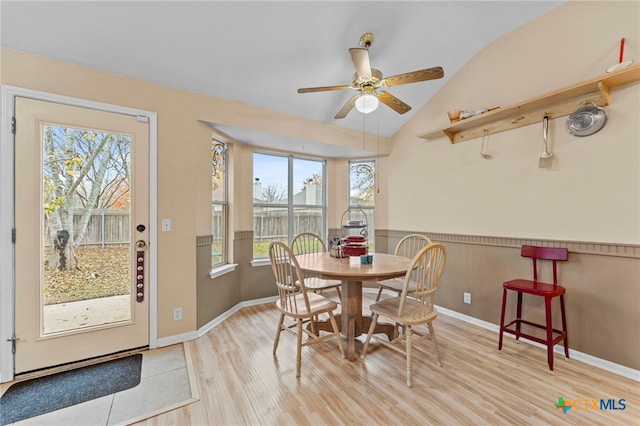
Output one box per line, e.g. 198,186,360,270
353,68,383,93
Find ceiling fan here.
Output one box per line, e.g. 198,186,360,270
297,32,444,119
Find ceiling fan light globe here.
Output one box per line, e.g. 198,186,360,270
355,94,379,114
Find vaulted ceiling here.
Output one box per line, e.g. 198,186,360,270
1,1,563,154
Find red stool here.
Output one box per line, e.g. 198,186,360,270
498,245,569,371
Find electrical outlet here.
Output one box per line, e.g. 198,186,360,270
161,219,171,232
463,292,471,304
173,307,182,321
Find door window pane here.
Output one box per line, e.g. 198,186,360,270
42,125,132,334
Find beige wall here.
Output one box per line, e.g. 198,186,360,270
376,231,639,370
2,0,639,371
383,1,640,370
0,47,371,339
390,1,640,244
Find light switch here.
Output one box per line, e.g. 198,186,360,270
161,219,171,232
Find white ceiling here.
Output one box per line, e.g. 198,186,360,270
1,1,563,155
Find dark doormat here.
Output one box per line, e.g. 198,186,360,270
0,354,142,425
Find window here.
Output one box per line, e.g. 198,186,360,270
253,152,326,258
211,139,227,266
349,160,375,250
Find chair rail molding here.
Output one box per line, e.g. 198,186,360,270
376,230,639,258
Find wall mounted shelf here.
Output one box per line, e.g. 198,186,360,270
418,63,640,144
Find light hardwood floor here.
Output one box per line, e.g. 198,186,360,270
135,292,639,426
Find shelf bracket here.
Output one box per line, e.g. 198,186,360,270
598,80,611,106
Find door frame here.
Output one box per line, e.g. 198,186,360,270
0,86,158,383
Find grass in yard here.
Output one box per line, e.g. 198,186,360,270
44,246,130,305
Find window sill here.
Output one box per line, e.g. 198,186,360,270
250,258,271,267
209,263,238,279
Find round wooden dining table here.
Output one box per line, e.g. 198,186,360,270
295,252,412,361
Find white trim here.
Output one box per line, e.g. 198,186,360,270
209,263,238,279
0,87,16,382
250,258,271,267
154,296,279,346
196,296,278,338
155,331,199,348
148,106,159,349
0,85,159,382
370,287,639,381
435,305,640,382
141,290,640,383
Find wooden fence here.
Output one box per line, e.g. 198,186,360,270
44,209,324,247
253,209,324,241
45,210,129,248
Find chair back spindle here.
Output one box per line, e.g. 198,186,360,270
291,232,326,255
269,241,309,316
394,234,432,259
397,243,447,320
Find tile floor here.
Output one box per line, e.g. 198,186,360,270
8,344,196,426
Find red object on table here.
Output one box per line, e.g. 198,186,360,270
341,244,368,256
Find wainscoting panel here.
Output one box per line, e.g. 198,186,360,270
375,229,640,371
376,229,640,258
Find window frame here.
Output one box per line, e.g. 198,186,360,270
252,151,327,260
349,159,376,250
211,138,228,269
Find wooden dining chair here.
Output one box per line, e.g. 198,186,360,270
375,234,432,302
361,243,447,387
268,241,345,377
291,232,342,299
498,245,569,371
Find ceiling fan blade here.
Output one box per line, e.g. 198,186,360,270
334,95,358,119
298,85,352,94
383,66,444,87
377,91,411,114
349,47,372,78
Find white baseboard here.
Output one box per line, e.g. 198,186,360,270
155,296,278,347
156,291,639,382
156,330,199,348
435,305,640,382
196,295,279,339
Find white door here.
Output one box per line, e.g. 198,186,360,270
13,97,150,374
